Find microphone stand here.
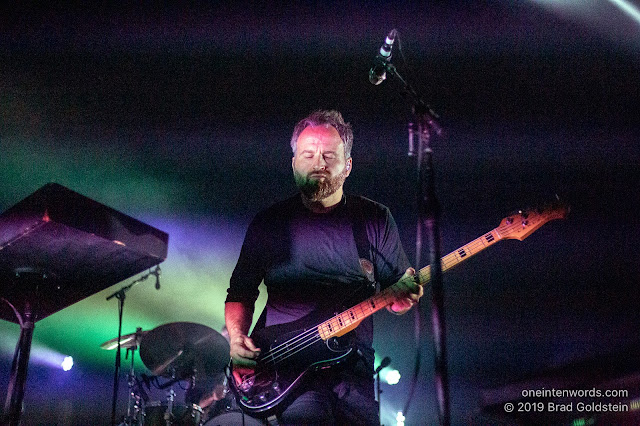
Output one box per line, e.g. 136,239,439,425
375,356,392,425
377,59,450,425
106,265,161,426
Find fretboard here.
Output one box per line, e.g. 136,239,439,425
317,227,504,340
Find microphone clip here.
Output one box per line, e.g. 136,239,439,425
369,29,398,86
152,266,161,290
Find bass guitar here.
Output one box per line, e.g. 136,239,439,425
227,203,568,416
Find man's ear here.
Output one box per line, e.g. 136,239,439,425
345,157,353,175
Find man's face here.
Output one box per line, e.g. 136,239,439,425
292,125,352,202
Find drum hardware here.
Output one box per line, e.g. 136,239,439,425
144,401,203,426
125,328,147,425
101,329,148,351
165,386,176,426
136,369,204,426
139,322,230,380
105,327,148,426
110,322,231,425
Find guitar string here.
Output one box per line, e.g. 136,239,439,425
243,290,398,386
257,328,321,364
252,219,522,368
241,285,411,386
240,218,533,386
241,333,324,386
253,227,504,370
256,292,379,363
260,291,392,366
257,286,400,365
258,218,532,369
242,287,407,386
426,219,527,277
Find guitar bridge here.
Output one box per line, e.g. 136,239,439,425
239,375,255,392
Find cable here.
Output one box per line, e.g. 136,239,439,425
1,297,24,327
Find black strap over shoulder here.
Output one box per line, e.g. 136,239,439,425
346,195,379,293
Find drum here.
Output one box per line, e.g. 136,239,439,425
204,410,264,426
144,401,203,426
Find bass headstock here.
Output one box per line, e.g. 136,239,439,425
499,201,569,241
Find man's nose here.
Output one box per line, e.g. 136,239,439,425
313,154,327,169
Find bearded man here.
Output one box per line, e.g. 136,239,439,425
225,110,422,425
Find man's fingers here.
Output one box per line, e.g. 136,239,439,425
244,337,261,352
400,267,422,294
232,355,257,367
396,267,423,307
232,370,243,386
232,335,260,353
230,335,261,359
234,347,259,360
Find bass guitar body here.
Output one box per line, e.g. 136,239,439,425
227,315,355,416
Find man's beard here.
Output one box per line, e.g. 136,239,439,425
294,168,348,202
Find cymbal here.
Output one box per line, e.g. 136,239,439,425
100,330,147,350
139,322,230,379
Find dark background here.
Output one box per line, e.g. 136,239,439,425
1,2,639,425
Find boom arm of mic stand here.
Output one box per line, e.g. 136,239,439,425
381,62,442,136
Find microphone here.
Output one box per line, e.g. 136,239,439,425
369,29,397,85
153,266,161,290
375,356,392,374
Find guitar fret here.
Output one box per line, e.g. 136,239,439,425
442,255,457,270
318,324,327,339
233,206,567,415
469,239,485,251
316,211,561,339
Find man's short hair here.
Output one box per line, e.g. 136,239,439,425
290,110,353,158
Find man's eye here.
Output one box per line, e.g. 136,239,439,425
324,155,336,160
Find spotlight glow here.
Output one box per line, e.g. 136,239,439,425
396,411,405,426
382,369,401,385
61,356,74,371
29,345,73,369
608,0,640,23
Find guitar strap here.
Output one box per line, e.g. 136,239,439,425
346,195,379,294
